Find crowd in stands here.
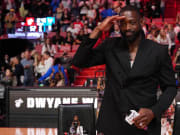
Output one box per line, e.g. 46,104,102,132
0,0,168,35
0,0,180,88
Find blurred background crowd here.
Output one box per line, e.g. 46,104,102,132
0,0,180,89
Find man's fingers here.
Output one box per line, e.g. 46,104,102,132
134,119,148,130
134,116,148,126
116,16,126,20
107,15,126,23
133,113,146,122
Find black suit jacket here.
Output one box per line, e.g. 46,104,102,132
72,36,177,135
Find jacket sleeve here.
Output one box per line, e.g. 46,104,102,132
72,37,107,68
38,67,53,82
150,47,177,120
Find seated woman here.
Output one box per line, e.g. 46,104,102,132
38,58,68,86
49,71,65,87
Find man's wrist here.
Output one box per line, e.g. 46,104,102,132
89,26,102,39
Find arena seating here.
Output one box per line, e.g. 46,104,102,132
73,65,106,86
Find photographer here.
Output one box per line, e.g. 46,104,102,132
69,115,83,135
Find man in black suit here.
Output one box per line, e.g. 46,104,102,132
72,6,177,135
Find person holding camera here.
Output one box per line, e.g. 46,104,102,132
69,115,83,135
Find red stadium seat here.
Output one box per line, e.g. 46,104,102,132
59,45,71,52
35,44,42,54
68,52,76,57
54,52,64,58
152,18,163,27
164,18,176,24
52,44,59,53
71,45,80,52
60,32,67,38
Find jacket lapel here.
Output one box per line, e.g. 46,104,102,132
112,38,131,75
112,36,147,77
130,37,146,75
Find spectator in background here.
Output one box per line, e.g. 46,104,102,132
151,1,160,18
83,24,92,36
81,15,88,25
67,22,78,38
173,48,180,79
61,0,71,10
41,38,51,55
100,1,123,20
49,70,65,87
129,0,141,9
87,18,96,30
110,23,121,37
37,0,50,17
34,53,45,79
51,0,60,13
2,54,10,70
41,38,57,56
52,31,65,45
71,0,79,17
19,0,28,19
75,29,87,44
100,2,117,19
42,39,58,56
20,52,25,62
4,0,16,12
97,77,105,98
79,0,89,17
87,4,97,20
141,19,148,36
160,0,166,21
174,22,180,35
4,8,18,34
60,52,74,85
55,2,64,30
21,50,34,86
26,0,36,17
73,16,84,33
1,68,14,86
64,31,74,45
38,58,68,86
156,28,171,48
167,24,176,56
43,51,54,73
61,8,71,32
12,57,24,86
147,28,157,42
176,12,180,24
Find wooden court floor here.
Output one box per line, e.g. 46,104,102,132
0,128,57,135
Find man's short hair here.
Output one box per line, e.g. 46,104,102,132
119,5,141,18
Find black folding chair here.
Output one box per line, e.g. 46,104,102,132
58,104,96,135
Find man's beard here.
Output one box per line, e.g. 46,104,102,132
121,29,142,43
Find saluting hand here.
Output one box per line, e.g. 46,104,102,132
97,15,125,32
89,15,126,39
